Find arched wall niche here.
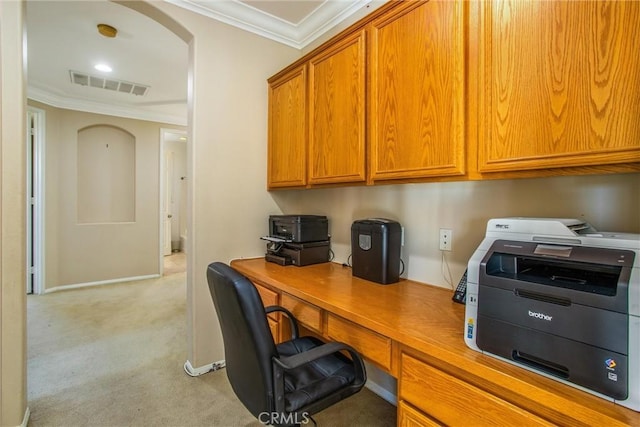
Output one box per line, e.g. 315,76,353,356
77,124,136,223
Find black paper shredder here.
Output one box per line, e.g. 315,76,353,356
351,218,401,284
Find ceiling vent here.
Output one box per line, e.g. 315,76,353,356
69,70,149,96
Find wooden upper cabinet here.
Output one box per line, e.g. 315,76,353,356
267,65,307,188
477,1,640,173
369,0,466,182
308,30,366,185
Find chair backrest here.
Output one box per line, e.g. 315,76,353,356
206,262,278,418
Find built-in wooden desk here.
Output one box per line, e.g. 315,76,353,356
230,258,640,426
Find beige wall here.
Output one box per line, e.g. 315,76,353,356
272,173,640,289
133,2,300,367
77,125,136,224
29,100,186,290
0,1,27,425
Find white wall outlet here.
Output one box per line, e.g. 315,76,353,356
439,228,452,251
401,226,405,246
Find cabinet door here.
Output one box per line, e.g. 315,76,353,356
267,65,307,188
309,30,366,185
477,1,640,172
369,0,466,182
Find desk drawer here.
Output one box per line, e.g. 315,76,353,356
327,314,391,371
398,401,441,427
400,353,553,426
267,317,279,342
281,294,322,332
254,282,279,321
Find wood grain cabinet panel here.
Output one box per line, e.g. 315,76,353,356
477,1,640,172
254,282,279,320
308,30,366,185
267,318,280,343
327,314,391,371
253,282,281,342
267,65,307,188
400,353,554,426
398,401,442,427
281,293,322,333
368,0,466,182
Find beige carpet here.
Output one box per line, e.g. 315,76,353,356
27,260,396,426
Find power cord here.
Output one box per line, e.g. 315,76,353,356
441,251,454,290
342,254,352,268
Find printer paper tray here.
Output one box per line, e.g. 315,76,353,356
478,315,628,400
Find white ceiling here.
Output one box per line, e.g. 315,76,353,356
26,0,373,126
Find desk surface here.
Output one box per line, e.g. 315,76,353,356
230,258,640,426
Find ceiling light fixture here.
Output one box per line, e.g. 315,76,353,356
97,23,118,38
94,63,113,73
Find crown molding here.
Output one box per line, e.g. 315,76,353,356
166,0,371,49
28,86,187,126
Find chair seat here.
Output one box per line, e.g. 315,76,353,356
277,337,356,412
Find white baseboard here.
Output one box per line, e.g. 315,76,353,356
45,274,161,293
365,379,397,406
20,406,30,427
183,359,226,377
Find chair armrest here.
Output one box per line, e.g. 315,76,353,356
265,305,299,340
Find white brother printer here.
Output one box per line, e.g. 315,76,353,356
465,218,640,411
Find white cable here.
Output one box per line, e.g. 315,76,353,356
441,251,454,290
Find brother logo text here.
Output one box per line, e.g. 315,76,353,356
528,310,553,321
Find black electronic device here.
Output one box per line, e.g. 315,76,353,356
263,215,330,267
351,218,401,284
452,269,467,304
268,215,329,243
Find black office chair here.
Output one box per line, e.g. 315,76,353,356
206,262,366,426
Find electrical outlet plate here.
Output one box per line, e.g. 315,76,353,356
439,228,452,251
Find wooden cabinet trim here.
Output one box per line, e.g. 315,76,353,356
368,0,466,183
267,2,400,84
254,282,279,320
308,29,367,185
476,1,640,173
268,0,640,190
267,64,308,189
398,400,442,427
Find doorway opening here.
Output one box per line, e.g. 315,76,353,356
160,129,188,276
26,106,45,294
